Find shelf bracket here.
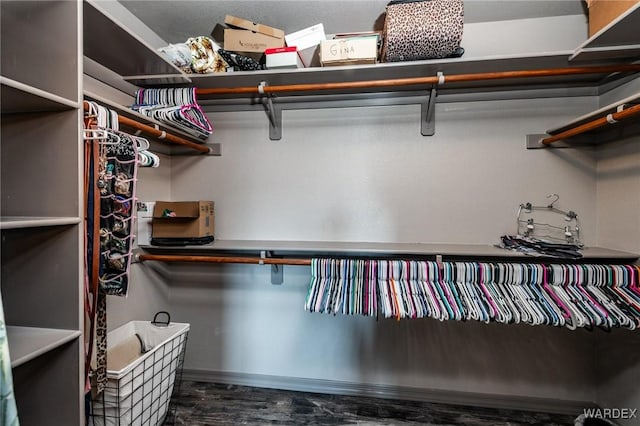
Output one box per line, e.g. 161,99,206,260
259,81,282,141
261,250,283,284
421,85,437,136
526,134,579,149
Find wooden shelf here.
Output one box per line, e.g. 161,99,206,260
6,326,81,368
570,3,640,62
1,77,79,113
140,240,639,262
83,0,189,81
0,216,81,230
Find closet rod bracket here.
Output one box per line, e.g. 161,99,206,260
261,250,283,284
421,86,437,136
259,81,283,141
526,134,575,149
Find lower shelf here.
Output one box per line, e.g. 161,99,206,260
0,216,81,230
6,326,82,368
139,240,640,262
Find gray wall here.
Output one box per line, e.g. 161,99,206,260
102,9,640,417
117,95,606,412
593,97,640,424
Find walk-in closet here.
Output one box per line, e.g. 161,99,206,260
2,1,640,425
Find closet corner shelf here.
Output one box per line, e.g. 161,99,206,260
139,240,639,263
0,216,82,230
84,91,220,156
6,326,82,368
83,0,188,81
570,3,640,62
1,76,79,113
526,92,640,148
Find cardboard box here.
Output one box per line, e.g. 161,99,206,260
224,15,285,39
586,0,639,36
265,46,302,69
224,28,284,53
152,201,214,238
320,36,378,66
285,24,326,67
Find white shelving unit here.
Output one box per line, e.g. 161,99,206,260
1,1,83,425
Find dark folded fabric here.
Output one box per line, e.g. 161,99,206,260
150,236,214,246
499,235,583,259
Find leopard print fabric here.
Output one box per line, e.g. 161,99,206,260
383,0,463,62
93,290,108,394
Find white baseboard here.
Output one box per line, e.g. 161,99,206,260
180,369,594,415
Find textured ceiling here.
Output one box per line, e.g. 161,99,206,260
120,0,587,44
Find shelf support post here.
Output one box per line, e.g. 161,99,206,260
259,81,282,141
261,250,283,284
421,85,437,136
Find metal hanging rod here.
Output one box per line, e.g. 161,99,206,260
196,64,640,96
83,101,212,154
541,103,640,145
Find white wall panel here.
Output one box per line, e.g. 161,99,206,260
171,97,599,245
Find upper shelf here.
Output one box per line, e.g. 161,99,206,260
127,52,640,100
85,0,640,103
570,3,640,62
83,0,190,82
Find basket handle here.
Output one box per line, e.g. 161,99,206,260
152,311,171,327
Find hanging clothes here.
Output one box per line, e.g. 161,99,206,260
97,131,138,296
132,87,213,140
304,259,640,330
84,101,140,396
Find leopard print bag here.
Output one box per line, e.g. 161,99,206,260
382,0,464,62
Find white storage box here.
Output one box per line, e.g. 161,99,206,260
320,36,379,66
265,46,302,69
89,319,190,426
284,23,326,67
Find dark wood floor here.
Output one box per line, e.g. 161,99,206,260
164,381,578,426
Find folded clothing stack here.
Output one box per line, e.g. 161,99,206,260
499,235,583,259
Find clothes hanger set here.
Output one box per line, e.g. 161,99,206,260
133,87,213,140
84,101,140,296
305,258,640,330
84,101,160,168
516,194,581,245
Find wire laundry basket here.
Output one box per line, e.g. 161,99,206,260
89,312,189,426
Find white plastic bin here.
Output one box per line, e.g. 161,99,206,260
89,318,189,426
